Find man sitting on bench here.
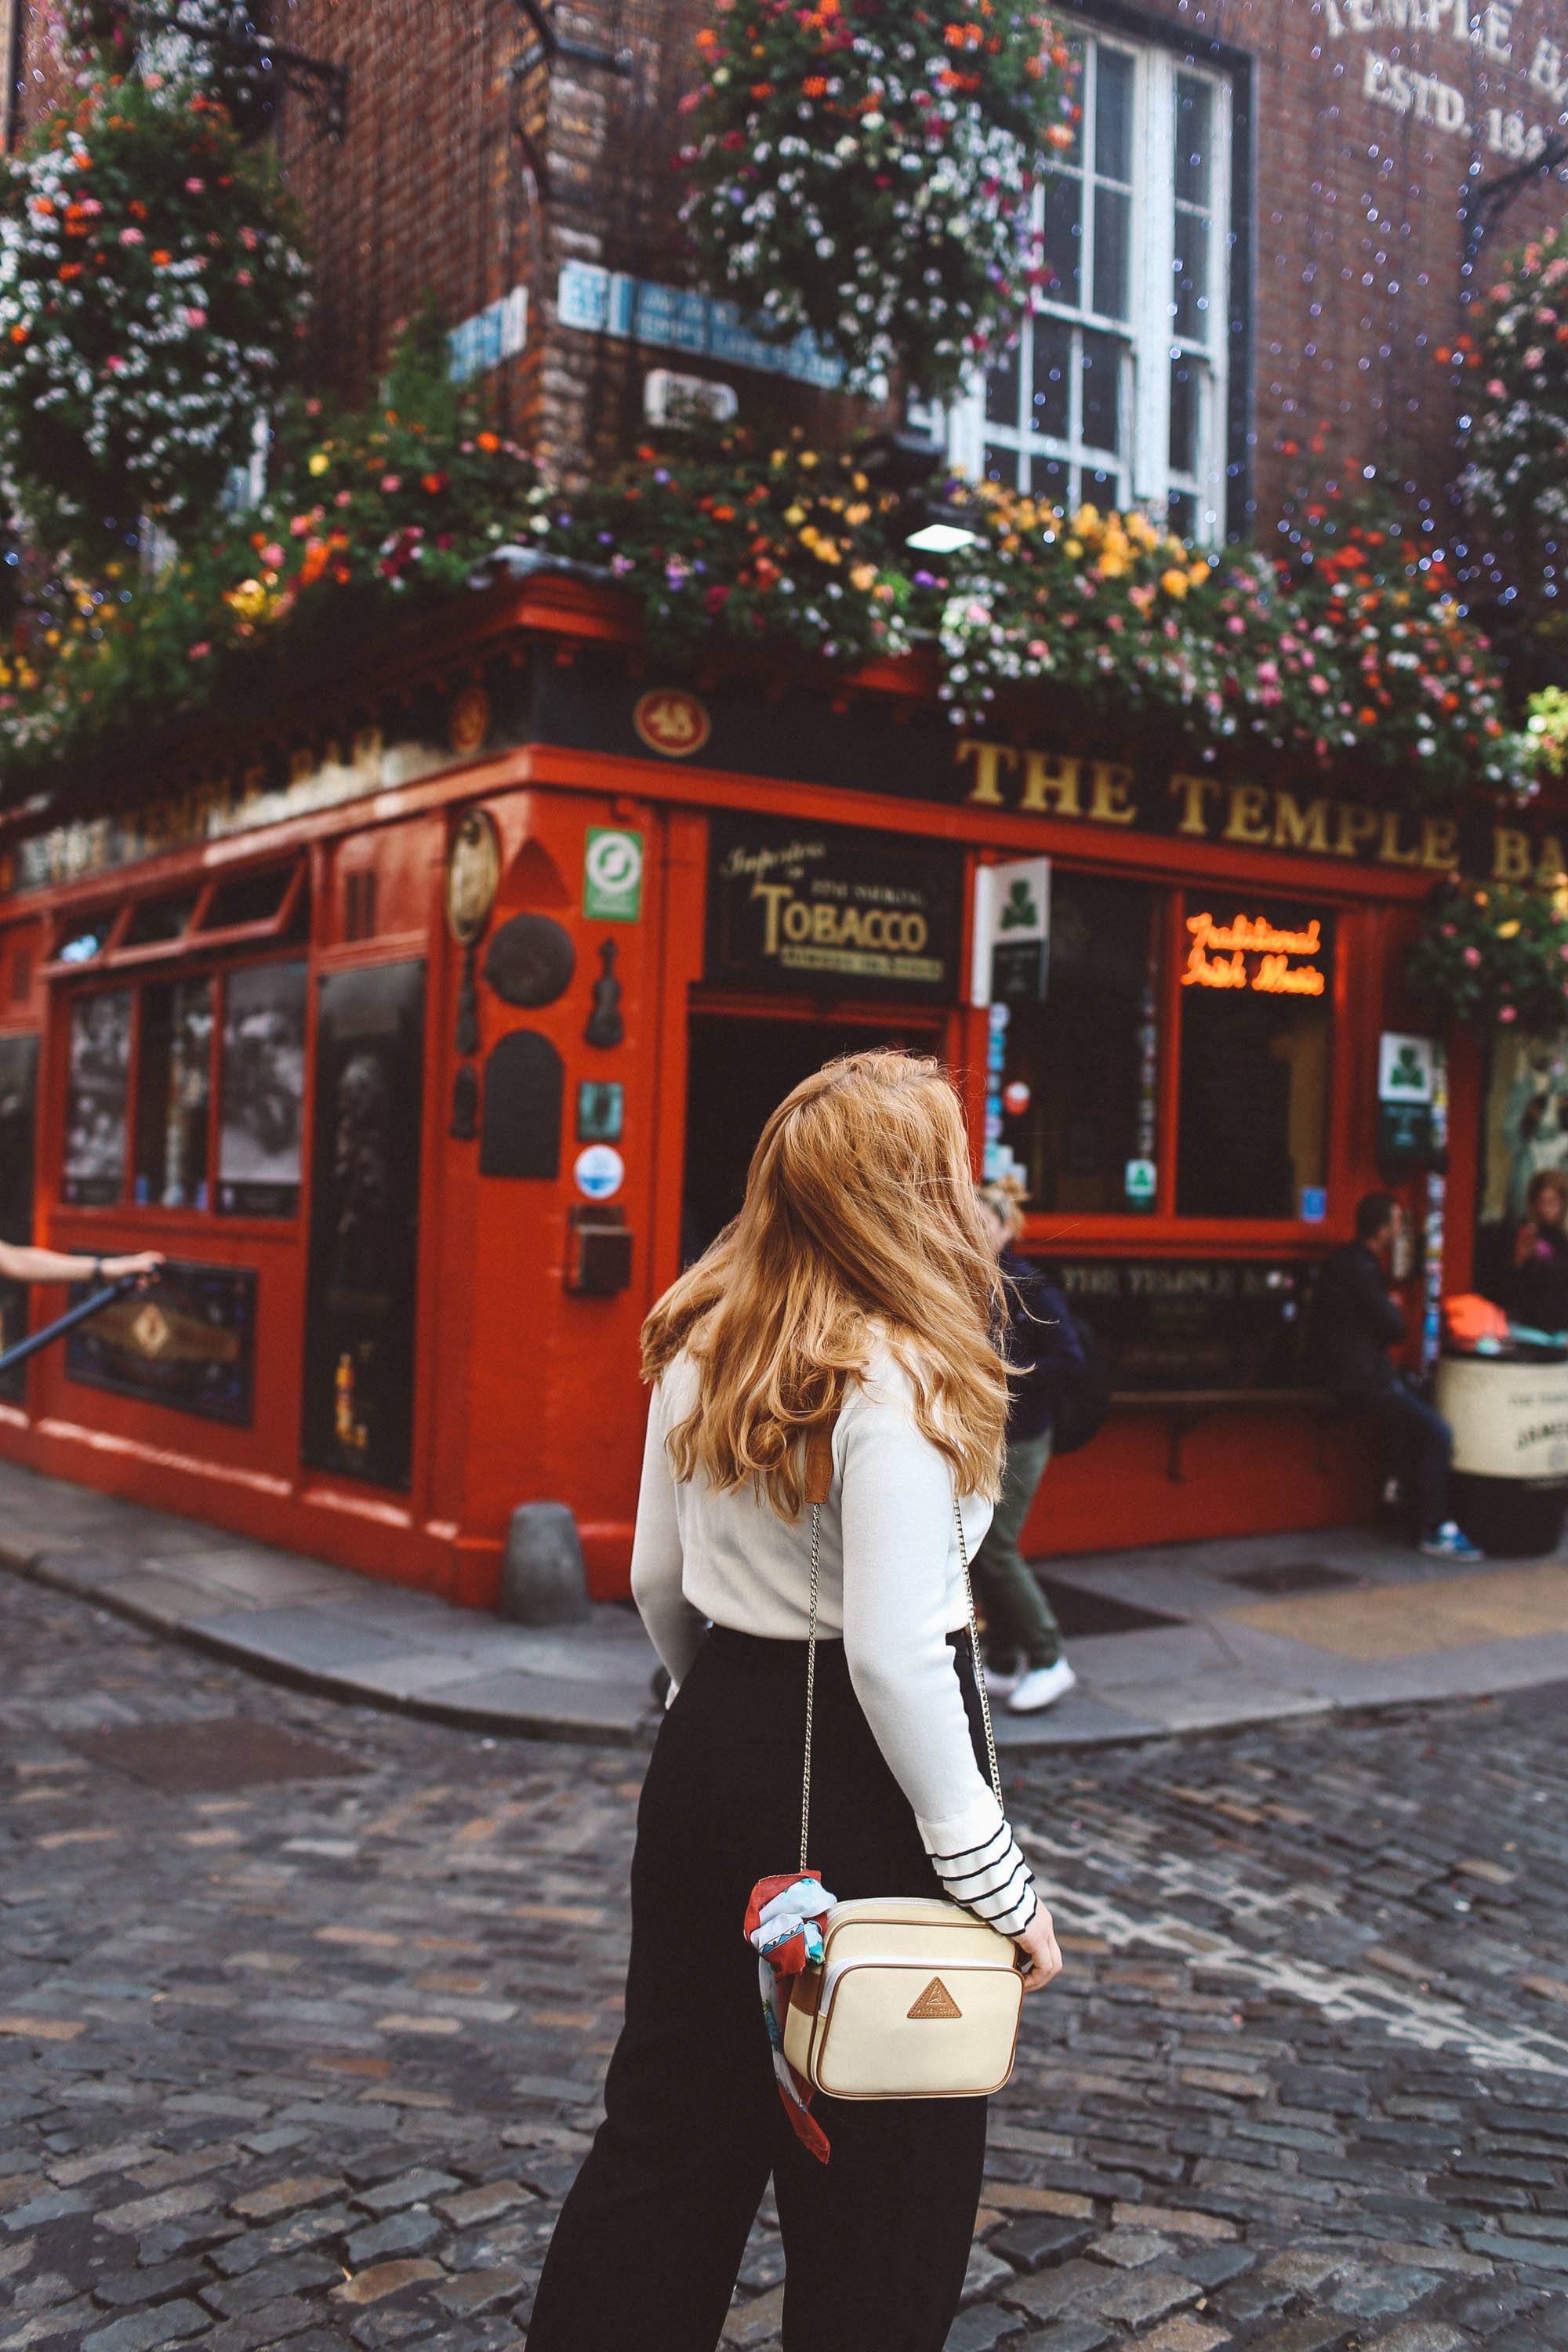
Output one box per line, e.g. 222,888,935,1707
1310,1192,1483,1563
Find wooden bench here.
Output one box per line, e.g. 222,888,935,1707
1111,1388,1347,1483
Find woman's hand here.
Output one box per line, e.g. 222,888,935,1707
1013,1900,1063,1994
102,1251,165,1283
1515,1222,1539,1268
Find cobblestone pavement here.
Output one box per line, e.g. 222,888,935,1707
4,1575,1568,2352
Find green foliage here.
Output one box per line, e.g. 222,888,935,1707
1410,877,1568,1035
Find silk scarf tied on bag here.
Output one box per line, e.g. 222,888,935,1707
745,1871,838,2164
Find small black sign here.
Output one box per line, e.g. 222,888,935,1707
706,815,960,1000
1046,1256,1308,1394
65,1260,256,1426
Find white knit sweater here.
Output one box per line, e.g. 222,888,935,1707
630,1345,1039,1939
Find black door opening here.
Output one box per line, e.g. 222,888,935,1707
681,1010,941,1263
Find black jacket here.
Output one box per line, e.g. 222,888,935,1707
999,1247,1085,1443
1308,1241,1406,1398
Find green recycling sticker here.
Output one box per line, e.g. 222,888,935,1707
584,827,644,922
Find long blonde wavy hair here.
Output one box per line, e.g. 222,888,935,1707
642,1049,1007,1518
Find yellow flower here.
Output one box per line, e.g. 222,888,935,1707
1160,568,1190,599
307,451,330,476
1072,502,1102,539
1064,538,1083,559
1497,919,1522,938
851,471,869,492
1096,549,1129,579
798,451,819,469
1188,560,1210,588
850,561,878,590
226,577,270,620
783,503,806,525
844,501,870,526
1125,510,1159,550
1473,890,1490,906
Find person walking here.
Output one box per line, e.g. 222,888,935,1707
971,1179,1081,1715
527,1051,1062,2352
1310,1191,1483,1562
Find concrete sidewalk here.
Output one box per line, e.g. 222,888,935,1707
2,1455,1567,1748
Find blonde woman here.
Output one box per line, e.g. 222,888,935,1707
528,1051,1062,2352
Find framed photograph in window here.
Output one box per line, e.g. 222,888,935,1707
63,988,132,1206
218,960,307,1218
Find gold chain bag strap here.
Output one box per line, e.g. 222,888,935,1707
780,1424,1027,2101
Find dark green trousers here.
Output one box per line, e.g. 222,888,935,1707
971,1430,1062,1672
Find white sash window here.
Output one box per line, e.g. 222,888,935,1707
938,32,1233,543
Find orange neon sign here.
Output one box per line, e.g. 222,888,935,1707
1181,910,1327,998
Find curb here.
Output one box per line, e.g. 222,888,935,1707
0,1539,661,1751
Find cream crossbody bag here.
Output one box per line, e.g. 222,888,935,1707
780,1432,1027,2102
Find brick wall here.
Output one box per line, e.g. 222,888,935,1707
8,1,1568,543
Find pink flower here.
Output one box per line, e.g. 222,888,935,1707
1258,659,1279,684
103,354,126,372
183,307,207,328
380,474,401,493
260,542,284,566
118,226,143,245
1225,615,1245,636
334,488,352,506
185,176,205,193
1487,378,1506,397
1308,673,1330,694
1465,946,1483,967
78,198,101,216
1525,346,1545,369
1500,1005,1517,1022
235,269,252,286
239,227,260,249
189,641,212,659
289,514,311,536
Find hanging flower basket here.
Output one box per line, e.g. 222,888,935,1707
0,71,308,549
1409,877,1568,1035
678,0,1078,400
1461,220,1568,548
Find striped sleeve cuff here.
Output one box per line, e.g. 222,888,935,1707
929,1820,1039,1939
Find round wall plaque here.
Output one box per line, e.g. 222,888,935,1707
484,913,577,1009
445,808,501,946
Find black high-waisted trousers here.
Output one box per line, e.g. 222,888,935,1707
526,1624,993,2352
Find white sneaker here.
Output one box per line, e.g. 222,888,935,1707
985,1662,1022,1700
1007,1660,1078,1714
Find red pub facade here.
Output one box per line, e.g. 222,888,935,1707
2,0,1566,1599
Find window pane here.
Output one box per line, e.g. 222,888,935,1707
64,989,132,1206
1030,314,1071,441
985,442,1021,488
1169,354,1200,474
1042,172,1082,308
1168,488,1199,539
1080,327,1122,455
1175,901,1333,1220
1029,453,1069,505
57,920,110,966
134,978,212,1209
1095,48,1134,183
1175,74,1214,209
996,873,1163,1215
218,960,307,1218
1055,37,1086,166
1173,212,1210,339
985,341,1022,430
1092,185,1131,322
205,866,294,930
123,892,196,948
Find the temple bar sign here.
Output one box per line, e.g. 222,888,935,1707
956,740,1567,885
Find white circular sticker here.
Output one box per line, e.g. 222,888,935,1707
585,829,643,898
574,1144,625,1201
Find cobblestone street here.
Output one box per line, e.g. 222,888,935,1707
5,1573,1568,2352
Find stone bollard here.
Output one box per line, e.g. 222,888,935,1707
499,1501,593,1627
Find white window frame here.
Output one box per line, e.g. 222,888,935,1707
934,33,1232,544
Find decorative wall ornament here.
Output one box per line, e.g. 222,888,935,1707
446,807,500,1058
484,911,576,1009
583,937,625,1048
